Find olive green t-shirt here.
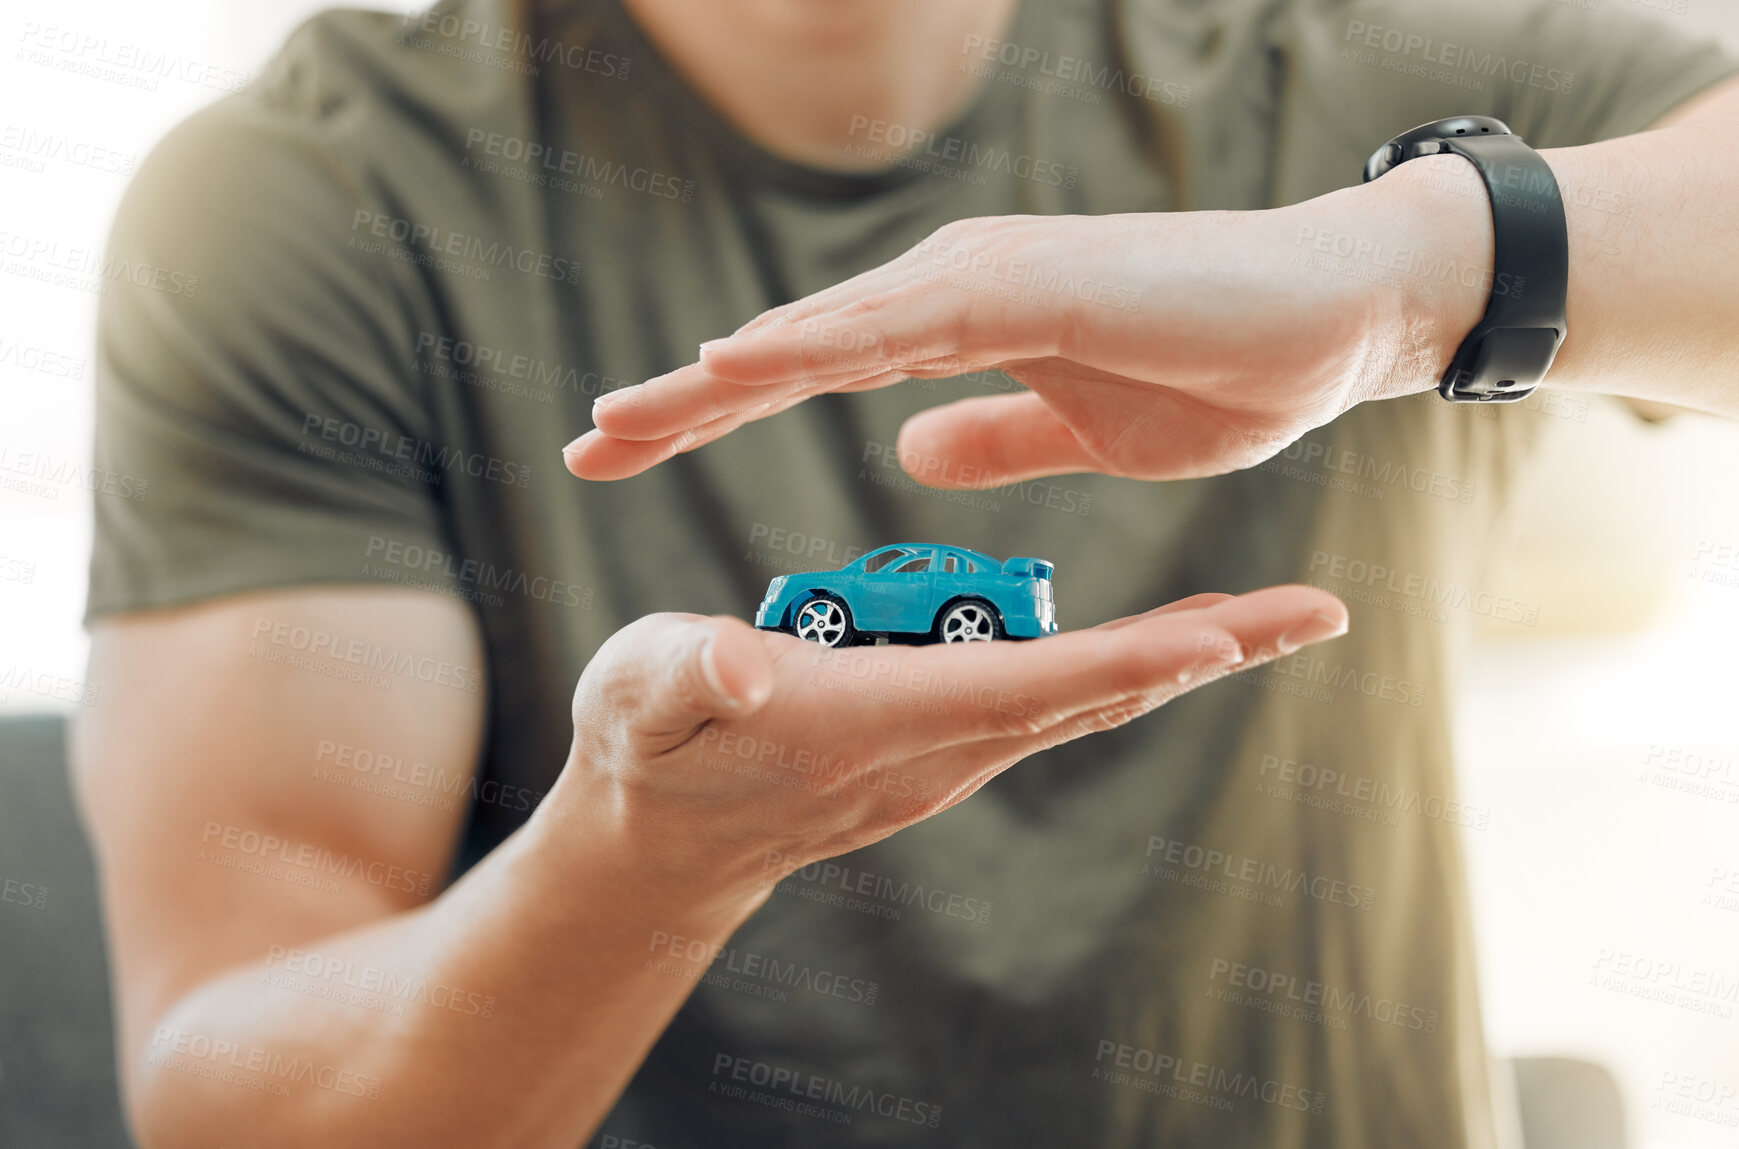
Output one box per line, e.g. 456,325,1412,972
89,0,1735,1144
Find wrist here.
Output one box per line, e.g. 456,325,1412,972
1350,152,1497,403
531,768,778,929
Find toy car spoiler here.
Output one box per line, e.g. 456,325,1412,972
1001,557,1055,579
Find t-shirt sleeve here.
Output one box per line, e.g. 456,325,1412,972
1271,0,1739,199
87,98,458,622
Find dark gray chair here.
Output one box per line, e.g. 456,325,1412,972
0,714,132,1148
0,713,1628,1148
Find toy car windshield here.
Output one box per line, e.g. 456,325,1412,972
754,543,1056,647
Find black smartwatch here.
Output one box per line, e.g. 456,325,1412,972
1363,116,1568,403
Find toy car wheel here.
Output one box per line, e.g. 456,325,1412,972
793,595,855,647
936,599,1002,643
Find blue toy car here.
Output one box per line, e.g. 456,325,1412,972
755,543,1057,646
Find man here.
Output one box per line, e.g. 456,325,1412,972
75,1,1737,1147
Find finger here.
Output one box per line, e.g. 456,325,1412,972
565,368,913,481
801,585,1346,756
699,284,1056,386
592,353,960,442
632,615,775,740
895,392,1106,488
1190,584,1349,666
563,425,709,480
1090,593,1238,631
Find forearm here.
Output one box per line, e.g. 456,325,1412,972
1371,90,1739,417
132,785,771,1149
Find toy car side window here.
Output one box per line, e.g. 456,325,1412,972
863,548,908,573
893,556,931,574
965,560,980,574
943,556,958,573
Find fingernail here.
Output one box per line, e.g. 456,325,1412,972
699,338,727,357
1277,612,1348,654
699,634,738,708
562,435,586,455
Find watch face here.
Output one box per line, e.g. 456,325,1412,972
1363,115,1513,182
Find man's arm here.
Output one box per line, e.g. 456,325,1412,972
1388,76,1739,419
563,77,1739,486
76,584,1348,1148
73,588,772,1149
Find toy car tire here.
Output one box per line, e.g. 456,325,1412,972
934,598,1004,644
793,594,856,648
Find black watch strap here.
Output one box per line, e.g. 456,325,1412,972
1364,117,1569,403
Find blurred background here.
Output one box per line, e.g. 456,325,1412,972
2,2,1737,1147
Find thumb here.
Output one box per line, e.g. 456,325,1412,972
637,615,775,738
896,391,1103,488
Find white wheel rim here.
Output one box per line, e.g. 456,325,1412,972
941,603,994,643
796,600,848,646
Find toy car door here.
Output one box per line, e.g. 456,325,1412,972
857,547,938,634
